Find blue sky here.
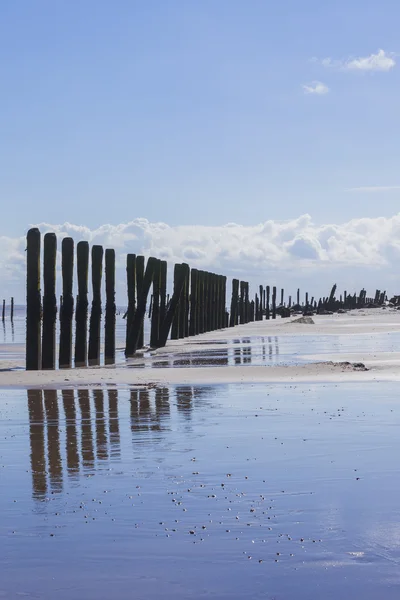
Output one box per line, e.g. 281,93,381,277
1,0,400,237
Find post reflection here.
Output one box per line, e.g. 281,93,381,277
108,389,121,458
62,389,79,477
78,389,95,471
94,389,108,462
43,389,63,493
27,383,217,501
27,389,47,500
130,387,171,439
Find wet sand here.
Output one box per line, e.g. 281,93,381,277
2,383,400,599
1,308,400,386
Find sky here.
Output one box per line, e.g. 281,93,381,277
1,0,400,302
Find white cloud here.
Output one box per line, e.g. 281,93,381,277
318,49,396,72
345,49,396,72
302,81,330,95
347,186,400,193
3,214,400,303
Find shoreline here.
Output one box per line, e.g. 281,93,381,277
1,308,400,388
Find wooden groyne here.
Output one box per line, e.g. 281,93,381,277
25,227,389,370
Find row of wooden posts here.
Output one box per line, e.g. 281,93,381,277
25,228,386,371
2,298,14,322
26,229,236,371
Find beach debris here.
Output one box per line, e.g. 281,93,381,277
291,316,315,325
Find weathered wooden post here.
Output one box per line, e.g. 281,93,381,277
297,288,300,306
26,228,42,370
150,259,161,347
104,249,116,365
266,286,270,320
179,264,189,338
135,256,145,349
126,257,157,355
10,297,14,322
255,294,259,322
59,237,74,369
189,268,198,336
171,263,181,340
75,242,89,367
229,279,239,327
1,299,4,322
305,292,309,308
125,254,137,357
160,260,167,326
198,271,205,333
288,295,292,308
250,300,255,321
239,281,245,324
272,286,277,319
41,232,57,369
280,289,284,306
204,272,210,332
210,273,217,331
221,276,227,328
157,263,188,348
88,245,103,366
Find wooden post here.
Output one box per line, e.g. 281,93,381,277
239,281,245,324
104,249,116,365
157,263,188,347
244,281,251,323
179,264,189,338
229,279,239,327
1,299,4,322
221,276,227,329
305,292,309,307
126,257,157,355
280,289,284,306
88,245,103,366
209,274,214,331
184,264,190,337
41,232,57,370
288,295,292,308
297,289,300,306
171,263,181,340
204,272,210,332
26,228,42,370
266,286,270,320
59,237,74,369
160,260,167,326
189,268,198,336
125,254,136,357
10,297,14,322
75,241,89,367
150,259,161,347
198,271,205,334
135,256,145,350
272,286,277,319
255,294,259,321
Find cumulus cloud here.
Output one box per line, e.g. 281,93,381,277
317,49,396,72
302,81,329,95
3,214,400,303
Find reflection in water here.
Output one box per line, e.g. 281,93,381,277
44,389,62,493
108,389,120,458
78,389,95,471
62,389,79,478
27,389,47,500
27,385,220,501
94,389,108,462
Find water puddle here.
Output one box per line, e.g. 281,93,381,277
1,383,400,598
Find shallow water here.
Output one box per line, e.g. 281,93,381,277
1,382,400,599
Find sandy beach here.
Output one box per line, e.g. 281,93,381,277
2,307,400,388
